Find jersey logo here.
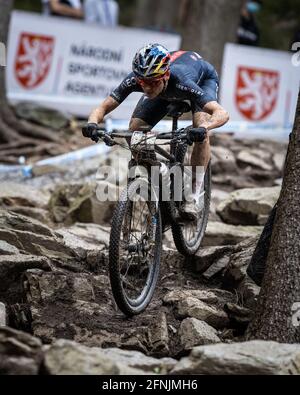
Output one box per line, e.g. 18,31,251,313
170,51,186,63
190,52,202,61
15,32,55,89
235,66,280,121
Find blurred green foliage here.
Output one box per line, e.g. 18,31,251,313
13,0,300,51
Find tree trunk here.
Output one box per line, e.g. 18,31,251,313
134,0,181,32
179,0,243,74
246,203,278,287
247,90,300,343
134,0,159,28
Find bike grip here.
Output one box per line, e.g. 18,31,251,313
82,123,98,138
188,127,207,143
190,127,207,134
82,125,89,138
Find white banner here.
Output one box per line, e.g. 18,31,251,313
220,43,300,127
6,11,181,119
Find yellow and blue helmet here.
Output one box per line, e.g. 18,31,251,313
132,43,171,80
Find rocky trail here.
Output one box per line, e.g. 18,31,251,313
1,133,300,375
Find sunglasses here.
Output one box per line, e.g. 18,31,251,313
137,77,165,87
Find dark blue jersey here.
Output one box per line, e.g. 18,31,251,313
110,51,219,109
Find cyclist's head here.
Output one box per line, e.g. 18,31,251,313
132,43,171,81
132,44,171,98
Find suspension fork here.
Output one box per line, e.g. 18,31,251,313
171,115,179,156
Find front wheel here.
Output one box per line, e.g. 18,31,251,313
109,178,162,316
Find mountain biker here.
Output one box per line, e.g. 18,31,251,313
83,43,229,218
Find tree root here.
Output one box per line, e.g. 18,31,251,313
0,105,60,143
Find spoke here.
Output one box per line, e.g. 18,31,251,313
135,201,147,231
121,255,134,278
121,276,140,292
130,232,140,243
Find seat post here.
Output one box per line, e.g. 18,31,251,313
172,116,178,132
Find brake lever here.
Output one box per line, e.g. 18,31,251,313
102,134,116,147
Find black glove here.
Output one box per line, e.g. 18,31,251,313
82,123,99,142
103,135,116,147
188,127,207,143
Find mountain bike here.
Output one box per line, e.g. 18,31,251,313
93,102,211,316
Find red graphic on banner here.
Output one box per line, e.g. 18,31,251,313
15,32,55,89
235,66,280,121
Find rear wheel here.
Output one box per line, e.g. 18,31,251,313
109,178,162,316
170,138,211,256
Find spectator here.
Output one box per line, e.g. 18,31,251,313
84,0,119,27
237,1,262,46
42,0,84,19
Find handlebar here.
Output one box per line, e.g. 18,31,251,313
94,126,207,144
94,128,176,140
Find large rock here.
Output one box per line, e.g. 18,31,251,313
210,189,230,221
163,289,218,306
223,303,254,330
201,256,230,280
0,182,50,209
0,240,19,255
148,312,169,355
6,206,53,225
100,348,176,374
49,182,117,225
0,210,54,238
163,288,235,307
0,210,76,261
22,269,116,344
192,245,234,274
0,255,51,304
211,146,237,174
223,236,259,288
217,187,280,226
179,318,221,349
212,174,258,190
176,297,229,329
237,150,273,171
0,328,176,375
0,327,42,375
49,183,95,224
237,276,260,310
56,223,110,259
203,221,262,246
171,341,300,375
17,267,151,356
43,339,161,375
